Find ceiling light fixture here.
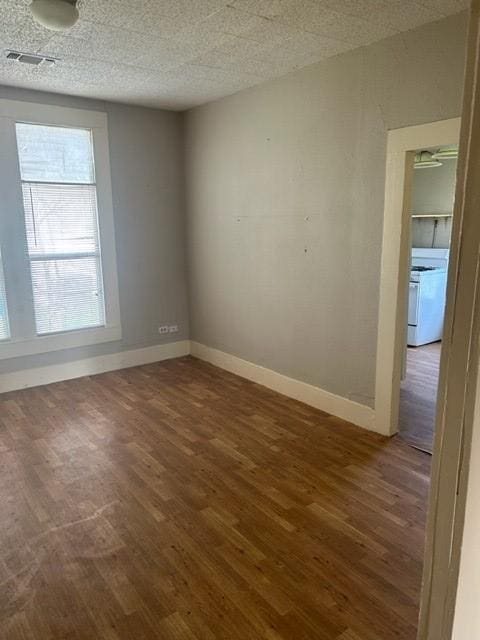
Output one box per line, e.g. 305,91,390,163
30,0,79,31
414,150,443,169
431,145,458,160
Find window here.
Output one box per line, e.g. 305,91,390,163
0,100,121,360
17,124,105,335
0,253,9,341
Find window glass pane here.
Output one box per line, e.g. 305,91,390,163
15,124,94,184
0,252,9,340
15,121,107,337
22,184,99,256
30,257,105,335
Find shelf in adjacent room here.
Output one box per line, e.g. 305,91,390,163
412,213,453,218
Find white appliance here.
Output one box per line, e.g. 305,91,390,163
408,248,449,346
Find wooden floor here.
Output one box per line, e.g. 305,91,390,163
0,356,431,640
399,343,441,454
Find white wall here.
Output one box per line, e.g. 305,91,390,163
185,13,468,409
0,86,189,376
411,160,457,249
412,160,457,216
412,217,452,249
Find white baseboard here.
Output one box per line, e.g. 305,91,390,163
1,339,379,435
190,341,377,433
0,340,190,394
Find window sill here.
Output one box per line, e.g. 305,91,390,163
0,324,122,360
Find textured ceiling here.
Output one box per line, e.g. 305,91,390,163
0,0,470,110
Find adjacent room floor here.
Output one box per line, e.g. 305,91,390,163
399,342,442,454
0,357,430,640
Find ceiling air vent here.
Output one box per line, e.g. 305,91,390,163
5,50,58,66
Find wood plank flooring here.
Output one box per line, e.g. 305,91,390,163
0,356,431,640
399,342,441,454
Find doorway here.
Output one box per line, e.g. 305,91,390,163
375,118,460,439
374,117,461,638
398,149,458,453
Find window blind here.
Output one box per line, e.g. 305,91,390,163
0,253,9,340
15,123,105,335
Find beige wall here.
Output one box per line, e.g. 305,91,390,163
0,86,189,375
185,13,467,408
452,374,480,638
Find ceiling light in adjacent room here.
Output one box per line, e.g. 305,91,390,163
432,145,458,160
414,150,443,169
30,0,79,31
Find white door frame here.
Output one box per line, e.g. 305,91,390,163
419,2,480,637
374,118,460,437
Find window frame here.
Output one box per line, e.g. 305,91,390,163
0,99,121,360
